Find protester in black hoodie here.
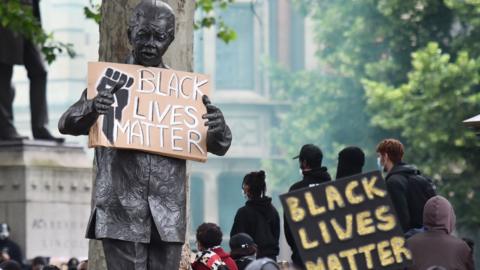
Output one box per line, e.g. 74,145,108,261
231,171,280,261
335,146,365,179
285,144,332,269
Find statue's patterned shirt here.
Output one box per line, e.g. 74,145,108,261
59,90,232,243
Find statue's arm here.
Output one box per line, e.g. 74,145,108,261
58,89,99,136
207,123,232,156
202,95,232,156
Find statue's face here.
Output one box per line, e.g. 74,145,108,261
130,18,174,67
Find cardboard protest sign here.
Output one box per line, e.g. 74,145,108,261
281,171,412,270
87,62,210,162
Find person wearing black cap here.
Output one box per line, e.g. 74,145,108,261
285,144,332,269
229,233,257,270
335,146,365,179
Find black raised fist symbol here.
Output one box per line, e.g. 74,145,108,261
96,68,134,143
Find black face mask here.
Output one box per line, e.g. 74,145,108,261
130,22,174,67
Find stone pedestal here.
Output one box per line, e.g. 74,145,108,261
0,140,92,260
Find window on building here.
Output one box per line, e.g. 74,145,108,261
218,172,245,240
189,174,205,248
215,4,255,90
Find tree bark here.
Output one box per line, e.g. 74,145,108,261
89,1,195,269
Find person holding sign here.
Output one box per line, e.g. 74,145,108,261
58,1,232,269
284,144,332,269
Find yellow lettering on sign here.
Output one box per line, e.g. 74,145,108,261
305,258,326,270
286,197,305,222
375,206,396,231
318,221,332,244
358,244,375,269
327,254,343,270
305,191,326,216
299,228,319,249
339,248,358,270
390,237,412,262
345,180,364,205
361,176,386,199
326,185,345,210
377,240,395,267
356,211,376,236
331,215,353,241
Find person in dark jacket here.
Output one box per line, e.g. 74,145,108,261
0,260,21,270
407,196,474,270
231,171,280,261
376,139,428,233
229,233,257,270
0,0,62,141
0,224,23,267
285,144,332,269
335,146,365,179
192,223,238,270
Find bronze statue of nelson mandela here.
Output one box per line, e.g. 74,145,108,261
58,1,232,269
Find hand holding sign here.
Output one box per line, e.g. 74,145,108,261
202,95,226,134
94,68,135,143
93,91,115,115
93,68,134,115
87,62,212,162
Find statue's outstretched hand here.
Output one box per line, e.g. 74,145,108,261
93,80,123,114
202,95,226,134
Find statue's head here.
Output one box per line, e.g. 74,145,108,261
128,0,175,67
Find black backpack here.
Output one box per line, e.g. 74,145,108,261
402,170,437,228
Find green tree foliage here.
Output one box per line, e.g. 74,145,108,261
364,43,480,229
0,0,75,64
195,0,237,43
267,0,480,228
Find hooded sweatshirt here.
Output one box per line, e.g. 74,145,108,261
335,146,365,179
407,196,474,270
230,197,280,259
386,162,424,232
285,167,332,268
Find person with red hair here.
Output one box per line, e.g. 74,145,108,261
376,138,436,234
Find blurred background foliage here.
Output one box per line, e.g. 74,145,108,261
265,0,480,232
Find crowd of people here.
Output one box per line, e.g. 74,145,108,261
0,224,87,270
0,139,475,270
191,139,475,270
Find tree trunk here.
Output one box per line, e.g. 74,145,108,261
89,1,195,269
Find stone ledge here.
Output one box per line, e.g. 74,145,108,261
0,139,92,168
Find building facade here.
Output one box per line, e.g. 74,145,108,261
189,0,316,261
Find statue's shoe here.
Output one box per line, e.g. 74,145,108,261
32,127,65,143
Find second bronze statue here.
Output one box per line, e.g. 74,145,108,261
0,0,63,142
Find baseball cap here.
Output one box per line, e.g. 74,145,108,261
229,233,256,250
293,144,323,167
